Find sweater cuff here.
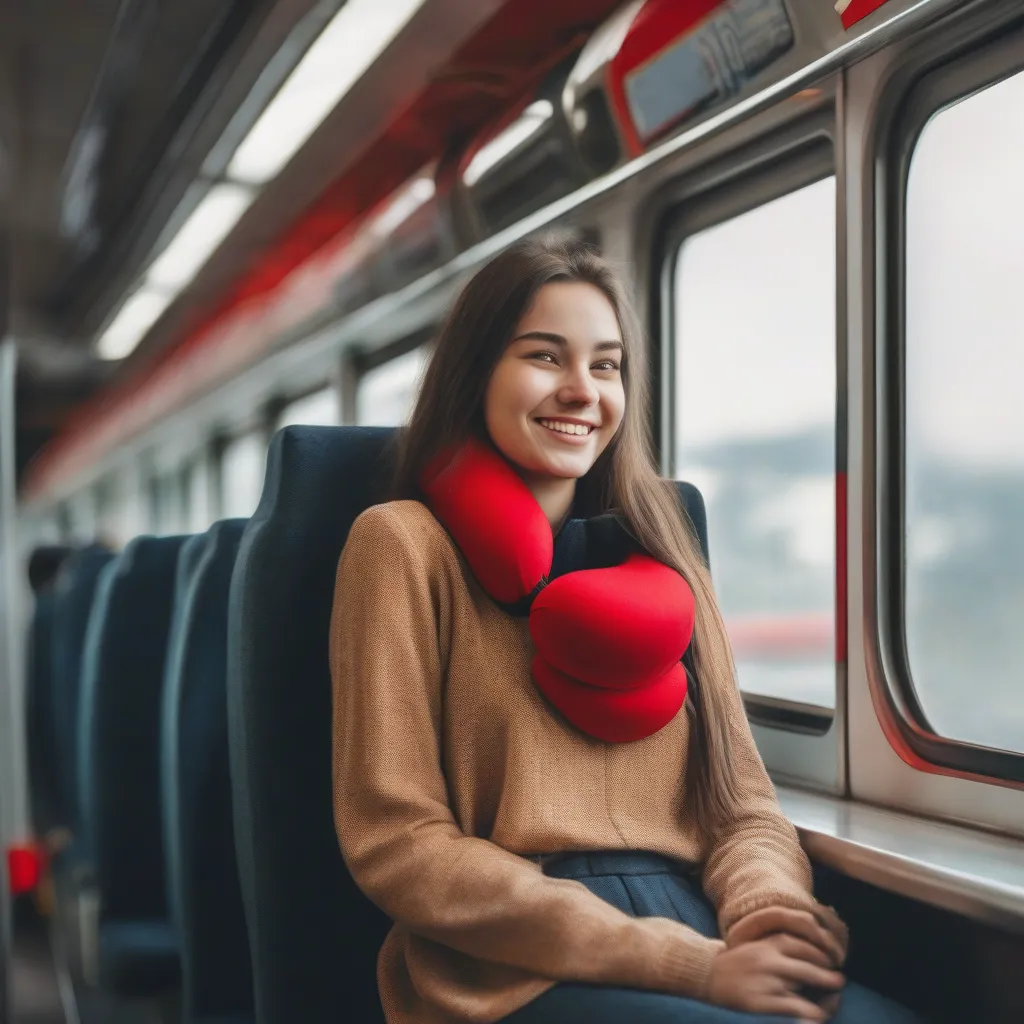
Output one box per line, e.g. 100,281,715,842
721,891,849,957
651,933,725,1000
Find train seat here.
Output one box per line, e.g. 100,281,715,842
25,545,76,839
227,424,711,1023
162,519,254,1024
77,534,190,997
50,543,117,853
228,426,395,1024
26,588,61,837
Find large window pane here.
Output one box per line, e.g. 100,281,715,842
184,457,215,534
904,70,1024,754
67,490,98,544
221,433,267,519
674,178,836,708
355,347,428,426
97,470,145,548
277,386,340,430
148,471,186,536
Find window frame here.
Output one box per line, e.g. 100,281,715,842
218,428,270,521
874,26,1024,783
350,331,434,428
656,132,839,736
272,383,341,432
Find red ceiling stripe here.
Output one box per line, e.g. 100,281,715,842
24,0,622,498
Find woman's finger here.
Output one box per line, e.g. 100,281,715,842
774,934,833,969
759,993,829,1022
815,905,850,957
773,954,845,992
759,909,845,967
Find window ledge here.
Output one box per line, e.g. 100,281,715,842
777,786,1024,935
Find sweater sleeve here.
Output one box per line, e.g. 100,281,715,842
698,667,848,953
330,504,725,1000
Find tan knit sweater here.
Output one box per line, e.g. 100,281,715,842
331,500,837,1024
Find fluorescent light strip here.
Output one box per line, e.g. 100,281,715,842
372,174,436,238
97,288,174,361
228,0,428,185
464,101,555,187
95,0,427,360
568,0,643,93
147,183,255,291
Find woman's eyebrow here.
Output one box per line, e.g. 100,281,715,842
512,330,567,345
512,330,623,352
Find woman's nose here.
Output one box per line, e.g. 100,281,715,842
557,364,599,406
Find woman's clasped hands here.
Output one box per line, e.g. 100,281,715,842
707,906,847,1022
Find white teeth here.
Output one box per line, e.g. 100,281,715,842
539,419,592,436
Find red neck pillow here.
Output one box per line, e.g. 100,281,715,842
421,439,695,742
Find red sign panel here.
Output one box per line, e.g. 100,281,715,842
836,0,893,30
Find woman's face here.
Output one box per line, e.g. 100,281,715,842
484,282,626,483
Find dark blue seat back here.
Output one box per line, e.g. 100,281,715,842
228,427,395,1024
78,535,188,922
27,587,61,836
226,426,711,1024
162,530,209,920
676,481,709,570
50,544,116,836
163,520,253,1020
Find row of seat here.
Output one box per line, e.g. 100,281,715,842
28,520,253,1021
25,425,710,1023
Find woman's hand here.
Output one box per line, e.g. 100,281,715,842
706,934,845,1022
727,906,847,968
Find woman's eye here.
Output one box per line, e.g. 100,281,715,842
594,360,621,373
529,351,558,364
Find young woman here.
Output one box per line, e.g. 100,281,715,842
330,238,922,1024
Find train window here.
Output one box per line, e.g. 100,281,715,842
148,471,185,536
94,477,113,543
903,69,1024,754
673,177,836,709
97,471,145,548
276,386,339,429
56,502,72,541
67,490,98,543
22,512,61,547
185,457,215,533
355,346,428,426
220,432,267,519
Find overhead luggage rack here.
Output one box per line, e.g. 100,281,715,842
565,0,796,162
330,164,455,316
375,164,459,291
454,55,603,240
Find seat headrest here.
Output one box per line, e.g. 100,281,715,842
229,426,395,1024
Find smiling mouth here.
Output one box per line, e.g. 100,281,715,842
537,418,596,436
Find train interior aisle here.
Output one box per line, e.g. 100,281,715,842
3,0,1024,1022
8,901,63,1024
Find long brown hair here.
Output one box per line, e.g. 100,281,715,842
394,235,742,837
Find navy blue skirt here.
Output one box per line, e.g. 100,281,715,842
502,851,924,1024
